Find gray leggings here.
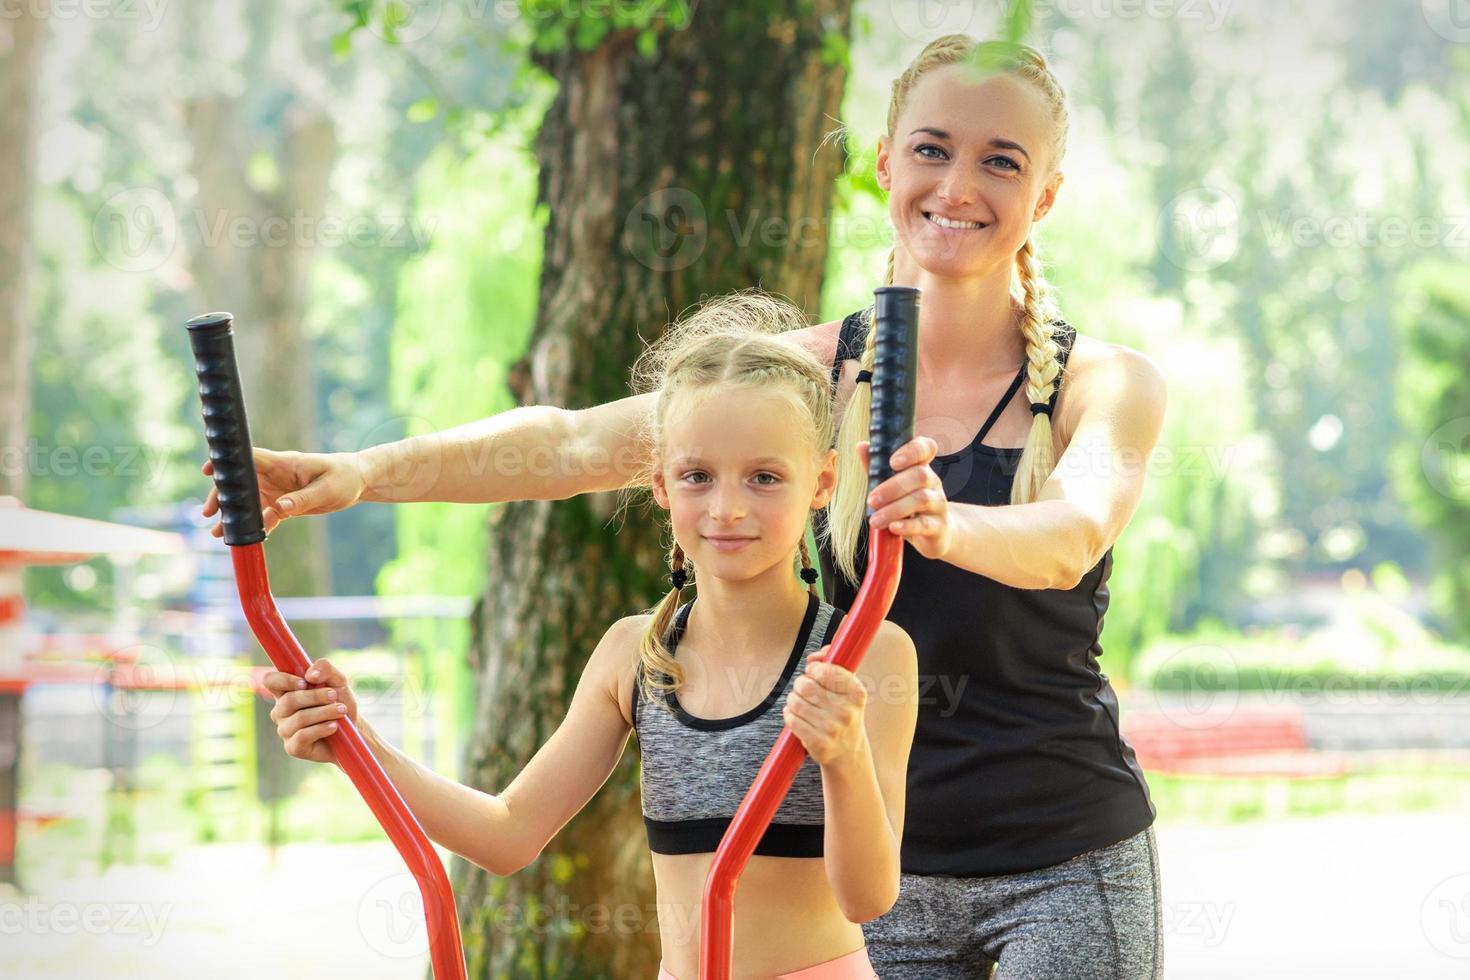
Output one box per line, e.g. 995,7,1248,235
862,827,1162,979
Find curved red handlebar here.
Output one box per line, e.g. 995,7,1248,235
231,544,468,980
698,527,904,978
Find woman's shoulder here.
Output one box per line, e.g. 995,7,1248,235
1053,327,1165,443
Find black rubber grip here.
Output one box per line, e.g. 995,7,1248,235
867,286,920,505
185,312,266,546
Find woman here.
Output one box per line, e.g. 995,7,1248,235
205,36,1167,979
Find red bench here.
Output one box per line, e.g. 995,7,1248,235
1122,706,1348,777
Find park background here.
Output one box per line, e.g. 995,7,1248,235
2,0,1470,976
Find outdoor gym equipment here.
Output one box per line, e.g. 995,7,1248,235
699,286,919,979
186,313,467,980
185,284,917,979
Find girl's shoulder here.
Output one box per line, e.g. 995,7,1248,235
595,612,658,731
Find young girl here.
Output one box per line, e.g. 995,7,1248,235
262,293,917,980
222,33,1167,980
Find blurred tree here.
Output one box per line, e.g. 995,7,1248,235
0,7,46,503
435,3,854,975
177,0,349,835
0,0,46,894
181,0,337,633
1393,261,1470,639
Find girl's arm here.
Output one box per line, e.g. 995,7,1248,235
785,621,918,923
269,617,643,877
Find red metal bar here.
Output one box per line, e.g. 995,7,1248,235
699,527,904,978
231,544,467,980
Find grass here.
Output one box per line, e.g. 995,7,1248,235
17,752,1470,883
1149,760,1470,825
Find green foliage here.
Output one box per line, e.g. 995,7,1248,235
1135,575,1470,694
24,189,197,609
1391,260,1470,638
376,134,545,605
1150,764,1470,825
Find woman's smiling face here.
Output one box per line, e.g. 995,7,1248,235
651,385,835,583
877,63,1064,279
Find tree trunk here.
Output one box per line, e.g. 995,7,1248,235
185,83,337,823
458,5,852,976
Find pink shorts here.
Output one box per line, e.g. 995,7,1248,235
657,946,878,980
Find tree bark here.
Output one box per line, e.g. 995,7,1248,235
458,5,852,976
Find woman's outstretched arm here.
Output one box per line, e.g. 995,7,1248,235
200,396,656,536
201,323,840,536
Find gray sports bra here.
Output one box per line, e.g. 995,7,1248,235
633,592,845,857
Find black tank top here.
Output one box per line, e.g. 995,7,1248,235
814,310,1155,876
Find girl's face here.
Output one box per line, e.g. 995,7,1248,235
651,385,836,585
876,64,1064,280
